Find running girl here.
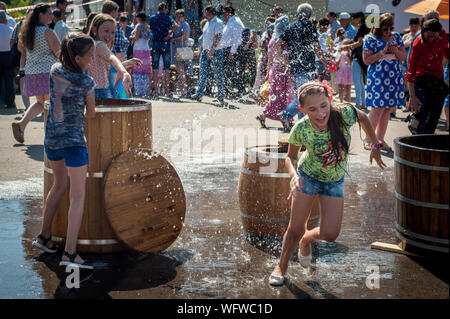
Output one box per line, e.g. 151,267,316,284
269,81,386,286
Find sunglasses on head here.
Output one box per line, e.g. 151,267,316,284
382,27,394,32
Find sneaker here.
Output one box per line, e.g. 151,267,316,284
188,94,202,102
16,70,25,79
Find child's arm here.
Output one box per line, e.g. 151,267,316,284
85,90,96,118
96,42,133,96
286,143,302,200
355,109,387,169
45,28,61,58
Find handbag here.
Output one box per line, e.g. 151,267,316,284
175,38,193,62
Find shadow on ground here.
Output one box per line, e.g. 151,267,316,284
33,249,194,299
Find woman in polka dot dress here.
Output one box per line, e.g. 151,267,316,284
362,13,406,151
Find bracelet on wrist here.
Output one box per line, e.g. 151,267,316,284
370,141,384,150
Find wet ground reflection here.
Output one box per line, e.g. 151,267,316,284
0,154,448,299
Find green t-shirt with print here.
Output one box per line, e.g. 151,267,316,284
287,104,358,183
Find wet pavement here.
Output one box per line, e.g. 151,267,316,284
1,153,448,299
0,95,448,299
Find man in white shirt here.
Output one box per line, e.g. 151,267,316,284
218,6,244,96
0,2,16,28
190,5,226,104
52,9,70,42
0,10,15,108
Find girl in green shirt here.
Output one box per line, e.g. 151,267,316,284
269,81,386,286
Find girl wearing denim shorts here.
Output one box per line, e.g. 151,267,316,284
32,32,97,270
269,81,386,286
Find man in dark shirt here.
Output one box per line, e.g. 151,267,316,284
277,3,328,131
149,2,178,96
236,28,257,96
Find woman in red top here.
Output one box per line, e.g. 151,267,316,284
407,19,449,134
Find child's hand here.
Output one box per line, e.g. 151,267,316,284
370,148,387,169
122,72,133,96
287,175,303,200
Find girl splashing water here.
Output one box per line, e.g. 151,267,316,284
269,81,386,286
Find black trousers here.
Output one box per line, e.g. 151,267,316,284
236,49,256,94
413,75,448,134
0,51,15,107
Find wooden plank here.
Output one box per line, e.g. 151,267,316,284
370,241,421,257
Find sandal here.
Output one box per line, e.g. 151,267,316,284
363,140,371,151
59,250,94,270
11,122,24,144
256,115,266,128
408,124,418,135
32,234,58,253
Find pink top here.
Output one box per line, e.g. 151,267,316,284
88,41,110,89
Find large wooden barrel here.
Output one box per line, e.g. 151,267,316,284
238,145,320,240
394,135,449,254
44,98,153,253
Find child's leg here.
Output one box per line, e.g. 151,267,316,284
300,194,344,255
338,84,344,102
345,85,351,102
16,94,47,132
272,189,316,276
39,159,68,244
63,165,87,259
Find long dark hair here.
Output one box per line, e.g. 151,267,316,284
19,3,51,51
60,32,95,73
298,83,359,169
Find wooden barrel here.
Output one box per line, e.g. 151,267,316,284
44,98,152,253
238,145,320,239
394,135,449,254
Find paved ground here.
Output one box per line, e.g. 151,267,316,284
0,91,448,299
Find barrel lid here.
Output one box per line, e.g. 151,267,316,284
103,148,186,253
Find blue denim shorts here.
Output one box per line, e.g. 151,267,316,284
45,146,88,167
151,41,171,70
298,167,344,198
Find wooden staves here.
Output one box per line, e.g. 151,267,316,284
238,145,320,240
103,149,186,253
393,135,449,254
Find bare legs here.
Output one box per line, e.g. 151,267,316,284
39,159,88,264
364,107,393,146
16,94,47,134
271,191,344,277
338,84,351,103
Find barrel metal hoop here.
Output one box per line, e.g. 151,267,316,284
394,155,449,172
96,105,152,113
240,167,290,178
51,236,120,246
395,223,449,245
395,230,449,254
44,166,104,178
244,148,286,159
395,192,449,210
240,211,319,223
